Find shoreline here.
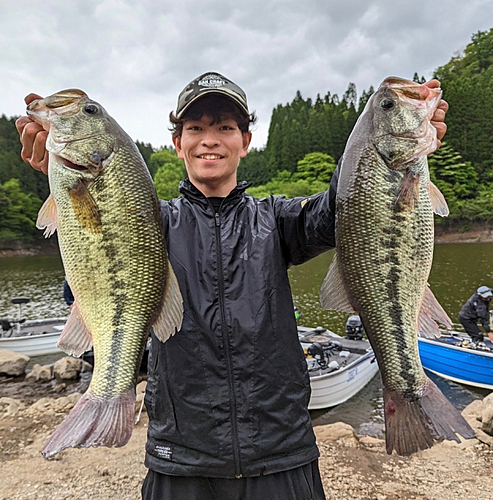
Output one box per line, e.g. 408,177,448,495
1,227,492,258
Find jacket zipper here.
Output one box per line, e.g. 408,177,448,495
213,208,242,478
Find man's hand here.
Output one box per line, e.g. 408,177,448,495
15,93,49,175
424,79,448,149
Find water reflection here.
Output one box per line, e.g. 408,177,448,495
1,241,492,431
289,242,493,336
0,254,67,320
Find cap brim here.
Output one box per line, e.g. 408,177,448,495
176,88,249,119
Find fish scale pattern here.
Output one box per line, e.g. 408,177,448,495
337,149,433,394
52,140,167,398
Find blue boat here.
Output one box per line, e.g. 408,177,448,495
418,334,493,390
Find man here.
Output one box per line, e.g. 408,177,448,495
16,72,448,500
459,285,493,344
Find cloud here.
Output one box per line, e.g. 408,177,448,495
1,0,492,149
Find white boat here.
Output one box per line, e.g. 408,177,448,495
0,297,66,357
298,326,379,410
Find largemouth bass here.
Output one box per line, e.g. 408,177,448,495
27,90,183,458
320,77,474,455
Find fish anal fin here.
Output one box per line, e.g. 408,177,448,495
68,180,101,233
57,301,93,356
36,194,58,237
418,284,452,338
152,261,183,343
320,253,354,313
395,172,419,211
384,379,474,456
429,181,449,217
41,388,135,458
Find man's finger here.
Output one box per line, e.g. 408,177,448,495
24,93,43,105
432,121,447,143
437,99,449,113
31,131,49,174
424,79,441,89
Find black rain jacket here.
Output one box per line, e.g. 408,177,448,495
459,292,491,332
144,174,337,478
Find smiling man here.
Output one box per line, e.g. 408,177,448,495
16,71,448,500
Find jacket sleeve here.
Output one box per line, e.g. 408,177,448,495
159,199,171,239
273,163,339,266
477,300,491,332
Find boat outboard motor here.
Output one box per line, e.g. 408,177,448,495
345,315,364,340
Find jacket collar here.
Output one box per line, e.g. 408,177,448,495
179,179,249,209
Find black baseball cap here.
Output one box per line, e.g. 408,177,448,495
175,72,249,119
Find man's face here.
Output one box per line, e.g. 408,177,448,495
173,115,251,191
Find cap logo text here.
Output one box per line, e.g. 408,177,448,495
199,74,226,89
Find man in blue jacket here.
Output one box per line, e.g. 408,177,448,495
16,72,448,500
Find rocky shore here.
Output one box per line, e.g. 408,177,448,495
1,351,493,500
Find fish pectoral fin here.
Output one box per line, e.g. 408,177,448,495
417,284,453,338
320,253,354,313
57,301,93,356
395,172,419,211
152,261,184,343
36,194,58,237
429,182,449,217
68,179,102,233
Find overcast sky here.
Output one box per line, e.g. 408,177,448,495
1,1,492,150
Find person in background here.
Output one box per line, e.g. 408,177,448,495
15,72,449,500
458,285,493,344
63,279,74,307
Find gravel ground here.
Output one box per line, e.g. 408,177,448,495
0,394,492,500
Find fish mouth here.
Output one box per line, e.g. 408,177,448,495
58,156,90,173
382,77,442,109
26,89,88,132
27,89,87,113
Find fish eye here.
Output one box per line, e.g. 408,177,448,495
380,99,394,110
84,104,99,115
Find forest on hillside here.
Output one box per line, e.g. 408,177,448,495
0,28,492,243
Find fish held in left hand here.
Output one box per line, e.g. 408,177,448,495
27,90,183,458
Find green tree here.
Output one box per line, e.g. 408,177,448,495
434,28,493,177
237,147,273,186
135,141,155,173
0,115,49,200
152,149,186,200
294,152,336,184
0,178,43,240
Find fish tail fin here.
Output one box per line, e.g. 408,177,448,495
41,388,135,459
383,379,474,456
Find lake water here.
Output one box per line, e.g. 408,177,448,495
1,242,492,435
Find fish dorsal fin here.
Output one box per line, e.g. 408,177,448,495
395,172,420,211
417,284,452,338
36,194,58,237
320,253,354,313
429,182,449,217
57,301,93,356
152,261,183,343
